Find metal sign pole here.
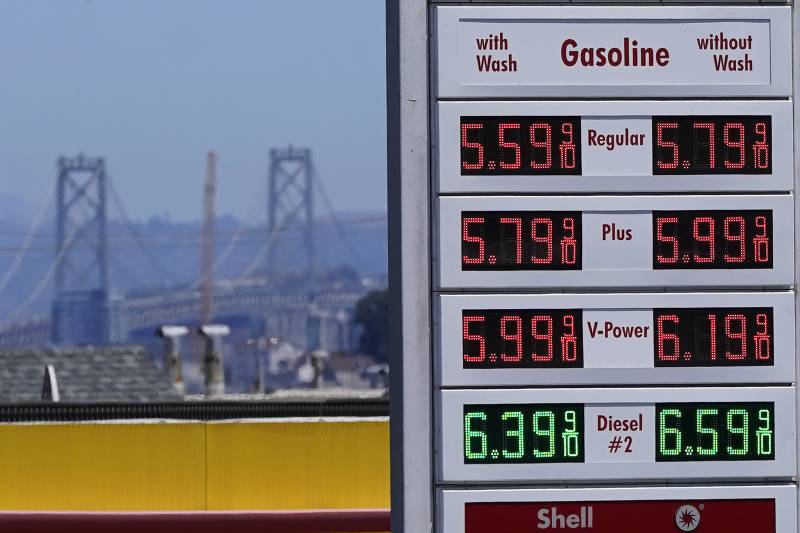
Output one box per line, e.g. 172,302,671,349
387,1,432,532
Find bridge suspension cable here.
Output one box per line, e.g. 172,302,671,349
8,220,82,320
312,168,365,266
0,187,54,296
106,176,179,287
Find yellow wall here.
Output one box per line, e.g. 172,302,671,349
0,419,389,511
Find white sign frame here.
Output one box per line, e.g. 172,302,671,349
438,387,796,482
439,485,798,533
437,194,794,289
435,6,792,98
438,292,795,387
437,100,793,193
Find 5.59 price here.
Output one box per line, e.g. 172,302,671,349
461,116,582,175
653,210,772,269
462,211,582,270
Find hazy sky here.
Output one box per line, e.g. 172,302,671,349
0,0,386,222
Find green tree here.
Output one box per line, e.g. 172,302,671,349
354,289,388,363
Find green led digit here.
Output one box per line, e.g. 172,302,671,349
756,409,773,456
658,408,682,456
501,411,524,459
532,410,555,459
464,411,488,459
562,410,580,458
726,409,749,456
696,408,719,456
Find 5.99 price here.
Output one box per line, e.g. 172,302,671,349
653,210,772,269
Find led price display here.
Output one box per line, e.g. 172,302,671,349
657,403,775,461
459,307,775,370
654,308,773,367
653,116,771,174
463,310,583,368
461,211,581,270
464,404,584,464
461,117,581,175
653,210,772,269
459,116,772,176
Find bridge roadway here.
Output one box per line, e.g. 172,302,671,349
0,283,370,348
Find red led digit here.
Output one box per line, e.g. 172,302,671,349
754,313,771,361
461,123,484,171
530,123,553,169
498,123,521,170
462,217,485,265
723,216,746,263
753,122,770,169
530,315,554,362
723,122,745,170
656,314,680,361
499,217,523,264
531,218,553,264
692,216,715,263
693,122,716,169
724,314,747,360
561,314,577,362
754,216,770,263
462,315,486,363
500,315,523,362
656,122,679,170
559,122,577,170
655,217,679,264
707,314,717,361
560,217,577,265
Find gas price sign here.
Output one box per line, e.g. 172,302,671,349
439,101,793,192
440,486,798,533
438,195,793,289
439,388,795,481
439,292,795,386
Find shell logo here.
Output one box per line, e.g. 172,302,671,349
674,504,701,532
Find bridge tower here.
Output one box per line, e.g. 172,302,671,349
51,154,110,345
267,147,315,279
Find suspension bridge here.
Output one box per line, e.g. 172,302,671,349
0,148,385,351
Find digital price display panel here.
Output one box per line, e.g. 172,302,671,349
439,101,792,193
439,388,796,482
464,404,583,464
656,403,774,462
653,116,771,175
463,402,773,465
438,195,793,289
439,486,798,533
440,293,795,386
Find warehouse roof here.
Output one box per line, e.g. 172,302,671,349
0,345,182,402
